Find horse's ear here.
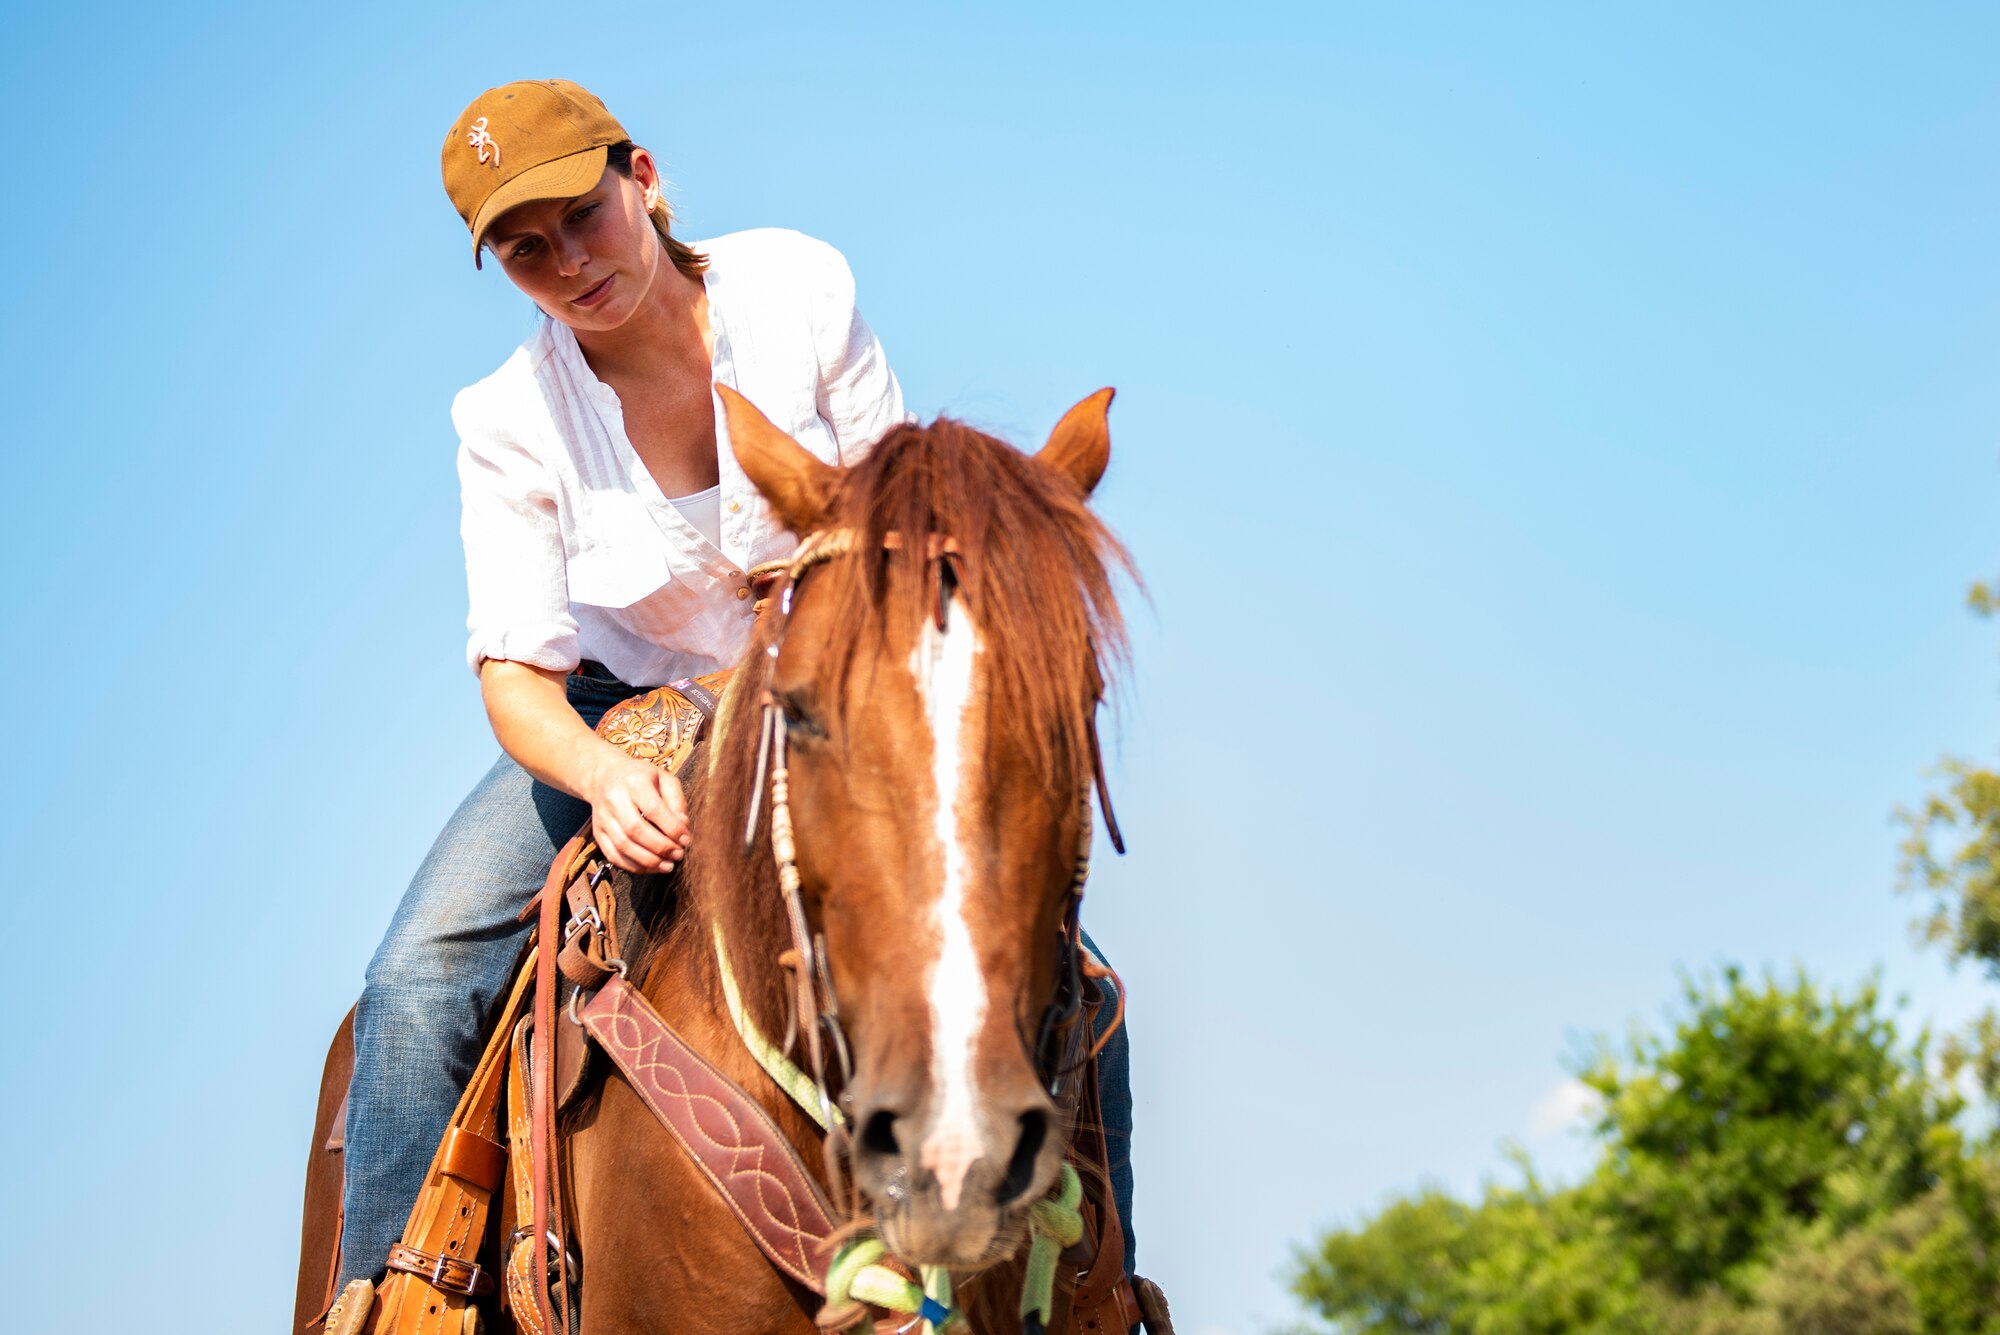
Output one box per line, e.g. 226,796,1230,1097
719,384,837,534
1035,387,1114,498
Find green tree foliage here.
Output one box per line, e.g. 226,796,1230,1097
1290,1179,1645,1335
1288,972,1998,1335
1578,969,1951,1297
1898,757,2000,975
1898,581,2000,977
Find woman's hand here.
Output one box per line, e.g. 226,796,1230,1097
478,659,694,875
584,749,692,875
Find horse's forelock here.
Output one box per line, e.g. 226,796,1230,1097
820,417,1131,784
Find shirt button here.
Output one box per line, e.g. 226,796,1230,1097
736,587,751,600
727,500,741,513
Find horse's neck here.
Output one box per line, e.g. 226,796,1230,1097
570,896,835,1335
641,882,822,1148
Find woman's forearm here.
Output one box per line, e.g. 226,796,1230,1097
479,659,691,874
479,659,617,802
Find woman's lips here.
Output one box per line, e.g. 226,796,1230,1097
572,274,614,307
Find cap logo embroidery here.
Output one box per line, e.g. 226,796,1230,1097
466,117,501,167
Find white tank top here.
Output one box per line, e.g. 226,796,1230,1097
666,483,723,550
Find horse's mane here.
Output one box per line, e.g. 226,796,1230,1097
652,417,1134,1031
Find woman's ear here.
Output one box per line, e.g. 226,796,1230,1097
1036,388,1114,498
627,146,663,212
719,385,838,533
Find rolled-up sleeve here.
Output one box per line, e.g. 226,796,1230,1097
454,387,580,675
809,243,909,464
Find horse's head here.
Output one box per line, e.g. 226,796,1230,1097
713,385,1128,1270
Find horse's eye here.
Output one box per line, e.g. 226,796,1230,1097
777,693,826,740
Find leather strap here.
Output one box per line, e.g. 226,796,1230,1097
670,675,720,718
532,833,590,1335
438,1126,505,1192
554,858,630,994
384,1243,495,1297
578,973,838,1291
1060,965,1133,1328
1074,1276,1140,1334
512,678,723,1331
1069,1060,1130,1315
369,936,536,1334
505,1015,550,1335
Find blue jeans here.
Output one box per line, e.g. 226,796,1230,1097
339,671,1138,1285
1080,929,1137,1277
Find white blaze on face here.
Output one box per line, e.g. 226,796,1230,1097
910,604,987,1212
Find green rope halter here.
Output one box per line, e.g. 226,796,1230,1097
1021,1163,1085,1331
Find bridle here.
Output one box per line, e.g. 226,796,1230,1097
736,525,1127,1197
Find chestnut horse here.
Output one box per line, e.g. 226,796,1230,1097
553,386,1133,1332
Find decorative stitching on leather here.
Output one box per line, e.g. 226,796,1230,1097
591,991,822,1278
507,1239,548,1335
582,979,835,1289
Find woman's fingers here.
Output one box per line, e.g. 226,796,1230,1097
596,814,678,875
614,787,678,855
656,768,688,818
604,772,687,869
615,766,688,850
593,814,642,872
650,770,692,846
588,757,693,873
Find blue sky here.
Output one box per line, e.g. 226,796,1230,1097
6,5,2000,1333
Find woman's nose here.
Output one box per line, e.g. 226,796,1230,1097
554,235,589,277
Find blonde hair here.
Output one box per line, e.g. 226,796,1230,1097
607,140,708,279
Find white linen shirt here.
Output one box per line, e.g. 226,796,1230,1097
453,228,908,687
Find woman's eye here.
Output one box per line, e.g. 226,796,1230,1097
510,238,539,260
569,204,599,225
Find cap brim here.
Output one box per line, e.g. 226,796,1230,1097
469,145,610,267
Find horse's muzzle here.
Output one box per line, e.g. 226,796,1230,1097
850,1089,1062,1267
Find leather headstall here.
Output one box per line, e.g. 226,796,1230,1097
737,525,1129,1163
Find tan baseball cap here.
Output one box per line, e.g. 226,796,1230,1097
442,79,628,267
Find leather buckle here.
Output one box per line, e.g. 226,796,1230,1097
386,1241,494,1296
563,905,602,943
431,1254,484,1295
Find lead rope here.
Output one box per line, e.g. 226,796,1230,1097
1020,1164,1087,1334
815,1166,1084,1335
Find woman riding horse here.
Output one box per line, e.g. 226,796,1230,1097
336,77,1137,1310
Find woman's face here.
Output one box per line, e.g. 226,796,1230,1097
483,148,670,333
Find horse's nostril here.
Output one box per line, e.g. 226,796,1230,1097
860,1108,901,1158
998,1108,1049,1203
